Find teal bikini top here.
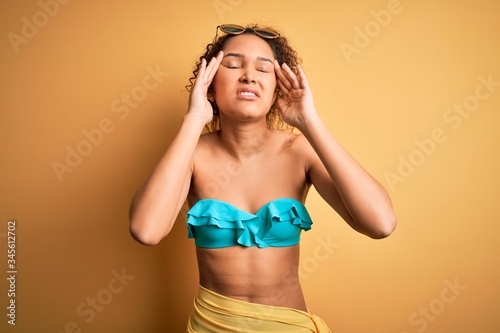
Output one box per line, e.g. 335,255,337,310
186,198,313,248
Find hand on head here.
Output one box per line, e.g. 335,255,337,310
187,47,317,131
274,61,317,130
188,51,224,124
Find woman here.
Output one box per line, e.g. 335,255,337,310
129,23,396,332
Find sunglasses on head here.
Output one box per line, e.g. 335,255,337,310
217,24,281,39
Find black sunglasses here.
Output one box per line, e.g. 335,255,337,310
217,24,281,39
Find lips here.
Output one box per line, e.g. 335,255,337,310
237,87,260,99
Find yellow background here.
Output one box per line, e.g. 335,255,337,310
1,0,499,332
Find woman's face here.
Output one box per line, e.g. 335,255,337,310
212,34,277,122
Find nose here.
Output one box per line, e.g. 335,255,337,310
239,69,256,84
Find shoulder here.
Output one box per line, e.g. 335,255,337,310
273,130,317,167
191,131,219,169
283,131,314,155
284,132,319,174
196,131,220,151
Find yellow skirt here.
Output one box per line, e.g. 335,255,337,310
186,285,331,333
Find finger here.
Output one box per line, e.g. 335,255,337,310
198,58,207,80
192,58,208,91
204,52,220,79
205,51,223,82
281,63,301,90
296,64,310,91
276,77,290,96
274,60,292,93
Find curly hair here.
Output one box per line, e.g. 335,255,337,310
186,23,301,133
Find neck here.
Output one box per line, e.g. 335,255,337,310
218,117,272,160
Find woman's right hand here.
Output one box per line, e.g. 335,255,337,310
187,51,224,124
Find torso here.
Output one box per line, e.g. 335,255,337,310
188,129,312,311
196,245,306,310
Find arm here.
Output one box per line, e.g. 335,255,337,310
129,52,223,245
274,62,396,239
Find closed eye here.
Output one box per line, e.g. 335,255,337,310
221,59,242,69
222,64,240,69
257,67,272,73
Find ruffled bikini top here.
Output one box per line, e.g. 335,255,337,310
186,198,313,248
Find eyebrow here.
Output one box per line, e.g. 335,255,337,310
224,53,273,63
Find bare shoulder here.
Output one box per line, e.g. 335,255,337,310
190,131,219,171
285,132,319,176
284,131,314,155
196,131,220,151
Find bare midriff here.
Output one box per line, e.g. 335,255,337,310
196,244,308,311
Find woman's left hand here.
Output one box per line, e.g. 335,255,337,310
274,61,317,129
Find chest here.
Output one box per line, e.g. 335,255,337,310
191,153,307,203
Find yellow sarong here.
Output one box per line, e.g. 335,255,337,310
186,285,331,332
